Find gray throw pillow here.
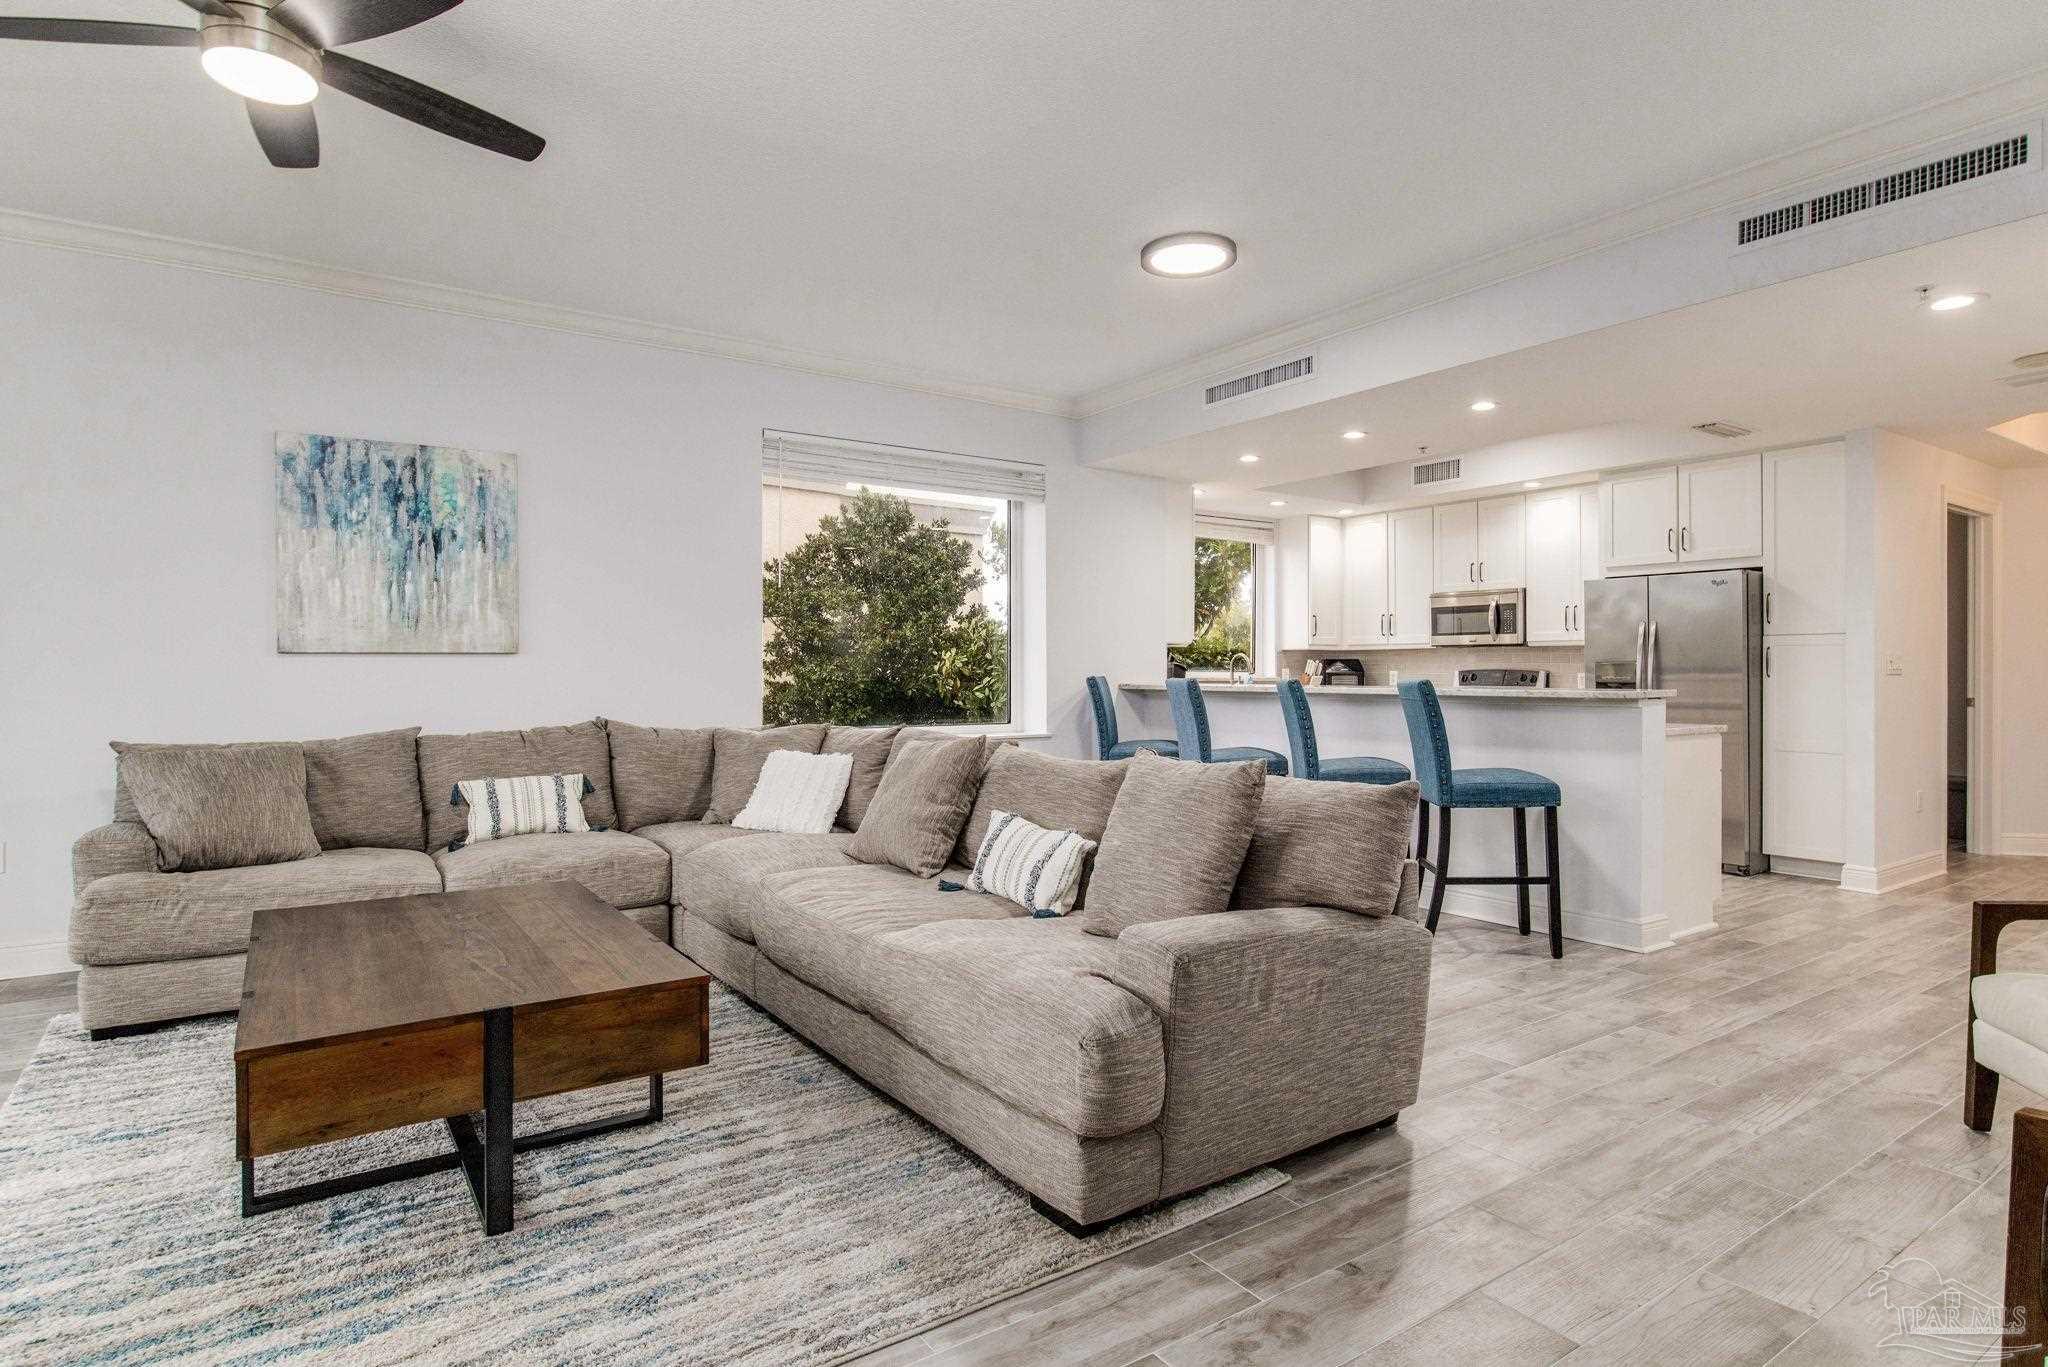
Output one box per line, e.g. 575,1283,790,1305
1082,751,1266,938
1233,777,1419,916
704,725,827,824
111,741,322,873
846,733,989,877
605,719,718,829
954,748,1128,906
416,721,615,852
821,725,901,831
302,727,425,851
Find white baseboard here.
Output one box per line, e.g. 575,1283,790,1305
1433,885,1668,953
0,939,76,980
2000,834,2048,857
1839,851,1948,895
1768,855,1844,884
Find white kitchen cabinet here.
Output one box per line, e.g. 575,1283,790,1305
1476,495,1525,587
1679,452,1764,563
1578,488,1602,587
1763,442,1846,636
1524,490,1581,645
1434,501,1478,591
1277,515,1345,648
1342,513,1388,644
1763,634,1846,863
1387,507,1435,645
1603,466,1680,570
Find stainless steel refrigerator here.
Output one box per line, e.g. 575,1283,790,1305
1584,568,1766,875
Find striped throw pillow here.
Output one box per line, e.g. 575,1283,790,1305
968,809,1096,917
450,772,593,849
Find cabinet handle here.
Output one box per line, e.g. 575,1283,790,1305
1765,591,1772,623
1312,613,1318,637
1468,561,1475,583
1563,604,1569,632
1479,560,1486,582
1682,526,1692,552
1667,527,1675,553
1765,646,1772,678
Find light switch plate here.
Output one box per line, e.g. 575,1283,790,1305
1884,655,1904,676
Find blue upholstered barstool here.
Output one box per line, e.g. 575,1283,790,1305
1086,676,1179,761
1277,680,1412,785
1166,678,1287,775
1397,679,1565,957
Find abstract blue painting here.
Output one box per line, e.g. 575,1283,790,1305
274,432,519,653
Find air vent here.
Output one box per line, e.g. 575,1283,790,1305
1691,421,1755,439
1412,457,1462,486
1737,133,2030,246
1205,354,1313,406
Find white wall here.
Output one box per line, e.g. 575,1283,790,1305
1997,468,2048,853
0,240,1185,976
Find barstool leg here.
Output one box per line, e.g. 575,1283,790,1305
1426,805,1452,932
1513,808,1530,937
1544,806,1563,959
1415,799,1431,865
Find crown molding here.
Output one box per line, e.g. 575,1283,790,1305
0,206,1077,418
1074,64,2048,420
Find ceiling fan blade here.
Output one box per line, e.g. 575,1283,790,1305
248,100,319,168
0,17,197,45
268,0,462,51
170,0,238,18
321,52,543,161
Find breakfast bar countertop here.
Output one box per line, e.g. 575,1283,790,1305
1119,681,1676,702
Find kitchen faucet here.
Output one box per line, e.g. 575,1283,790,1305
1228,651,1252,685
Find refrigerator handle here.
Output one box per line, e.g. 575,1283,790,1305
1648,619,1659,688
1634,619,1647,687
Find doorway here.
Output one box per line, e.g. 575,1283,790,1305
1946,502,1992,855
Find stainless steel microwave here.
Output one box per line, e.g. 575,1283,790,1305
1429,589,1525,646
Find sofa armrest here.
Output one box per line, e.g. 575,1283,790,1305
73,821,158,898
1112,903,1432,1196
1392,858,1422,923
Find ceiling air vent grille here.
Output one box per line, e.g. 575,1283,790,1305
1205,354,1313,406
1412,457,1462,486
1736,133,2030,246
1692,421,1755,439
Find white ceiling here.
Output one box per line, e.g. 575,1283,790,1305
1139,213,2048,520
5,1,2048,406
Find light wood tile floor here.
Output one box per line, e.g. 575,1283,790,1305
5,858,2044,1365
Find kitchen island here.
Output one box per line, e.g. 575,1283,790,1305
1120,681,1720,952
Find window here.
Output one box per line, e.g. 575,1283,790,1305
761,432,1040,728
1173,518,1271,673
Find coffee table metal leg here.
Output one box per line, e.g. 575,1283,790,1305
482,1007,514,1235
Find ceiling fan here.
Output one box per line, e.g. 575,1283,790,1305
0,0,543,168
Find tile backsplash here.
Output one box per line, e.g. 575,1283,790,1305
1279,645,1589,689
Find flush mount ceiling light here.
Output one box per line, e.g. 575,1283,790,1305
1268,500,1287,508
1238,453,1260,463
1469,399,1498,412
200,8,320,105
1341,430,1367,441
1141,232,1237,278
1923,289,1987,312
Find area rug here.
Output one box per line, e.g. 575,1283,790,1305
0,988,1283,1365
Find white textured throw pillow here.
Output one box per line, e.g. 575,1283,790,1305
734,750,854,834
452,772,592,849
969,810,1096,916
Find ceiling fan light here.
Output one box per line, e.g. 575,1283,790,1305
201,15,320,106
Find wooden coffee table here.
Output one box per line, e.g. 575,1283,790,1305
233,880,708,1236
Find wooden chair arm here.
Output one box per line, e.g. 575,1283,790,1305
1974,902,2048,979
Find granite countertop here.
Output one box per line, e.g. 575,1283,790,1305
1120,681,1676,702
1665,723,1729,736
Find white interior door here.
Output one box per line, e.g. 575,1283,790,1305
1680,452,1764,562
1522,490,1579,645
1434,502,1478,591
1342,514,1388,644
1476,495,1525,587
1387,507,1435,645
1603,467,1678,570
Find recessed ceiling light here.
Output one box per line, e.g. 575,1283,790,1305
1523,481,1542,489
1926,291,1986,312
1238,453,1260,463
1141,232,1237,278
1268,500,1287,508
1469,399,1498,413
1341,430,1367,441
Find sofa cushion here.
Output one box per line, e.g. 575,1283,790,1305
604,720,717,829
704,726,827,824
954,748,1128,899
821,725,901,831
111,741,323,873
847,733,988,878
670,831,855,943
432,830,669,908
866,919,1165,1138
69,847,440,966
1233,777,1419,917
752,862,1016,1013
1081,751,1265,939
303,727,426,852
417,721,615,852
634,819,754,868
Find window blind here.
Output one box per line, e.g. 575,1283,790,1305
764,430,1046,502
1195,515,1276,546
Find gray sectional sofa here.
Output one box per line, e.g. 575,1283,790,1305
71,718,1432,1229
